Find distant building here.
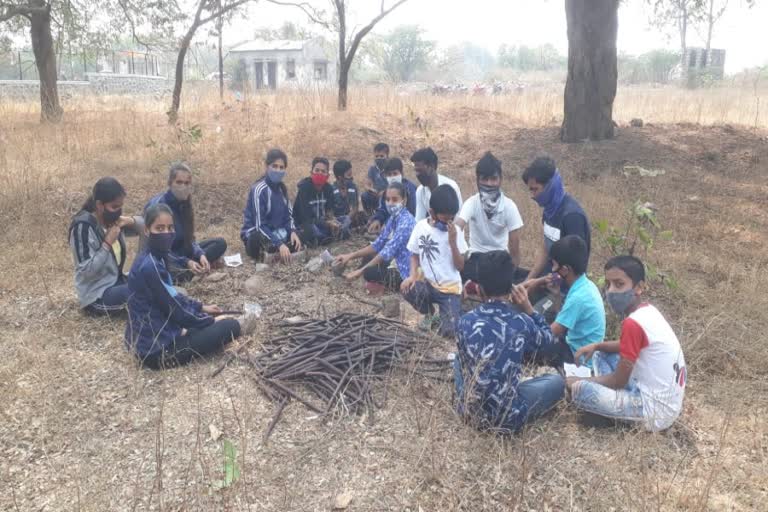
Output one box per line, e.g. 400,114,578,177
229,38,337,90
683,47,726,80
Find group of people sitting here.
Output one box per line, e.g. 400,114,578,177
68,143,687,434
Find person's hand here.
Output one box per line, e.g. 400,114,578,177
117,216,135,229
104,225,122,245
279,243,292,264
573,344,598,367
214,314,237,322
187,259,204,274
344,268,363,281
199,255,211,273
334,253,352,266
367,220,381,234
565,376,584,390
510,284,534,315
290,232,303,252
447,220,457,247
400,276,416,294
202,304,222,315
522,276,549,292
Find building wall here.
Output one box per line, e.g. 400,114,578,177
0,73,170,99
230,40,337,90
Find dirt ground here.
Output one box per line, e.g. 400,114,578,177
1,98,767,511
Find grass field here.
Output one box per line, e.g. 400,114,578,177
0,84,766,511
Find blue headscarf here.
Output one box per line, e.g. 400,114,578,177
534,170,565,223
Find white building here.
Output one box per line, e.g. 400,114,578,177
228,38,337,90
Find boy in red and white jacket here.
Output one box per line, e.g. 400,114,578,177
566,255,687,432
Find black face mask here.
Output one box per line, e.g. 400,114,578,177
417,172,435,187
375,158,387,170
148,232,175,254
102,208,122,226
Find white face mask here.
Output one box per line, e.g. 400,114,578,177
386,175,402,185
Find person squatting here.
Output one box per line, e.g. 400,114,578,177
70,145,687,433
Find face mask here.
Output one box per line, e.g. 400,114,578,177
267,167,286,183
606,289,636,315
386,203,404,217
434,220,449,232
375,158,387,170
170,183,191,201
148,232,175,254
478,183,502,218
102,207,122,226
311,173,329,188
345,177,354,185
386,175,402,185
417,173,434,187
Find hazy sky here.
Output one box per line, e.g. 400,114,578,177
225,0,767,73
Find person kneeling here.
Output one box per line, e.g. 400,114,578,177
127,204,258,369
454,251,565,433
566,256,687,432
400,184,467,337
334,182,416,293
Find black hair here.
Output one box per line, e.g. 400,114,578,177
333,159,352,178
384,157,403,174
145,203,174,230
385,181,408,205
549,235,588,275
265,148,287,167
168,161,192,186
475,250,515,297
411,147,438,169
429,184,459,215
476,151,502,180
82,177,126,212
167,161,195,253
311,157,330,171
605,255,646,285
521,156,556,185
373,142,390,154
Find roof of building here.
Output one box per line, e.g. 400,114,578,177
230,39,308,52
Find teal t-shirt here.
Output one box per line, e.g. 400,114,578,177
556,274,606,357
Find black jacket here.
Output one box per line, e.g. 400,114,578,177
293,177,336,228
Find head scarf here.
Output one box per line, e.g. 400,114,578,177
534,170,565,223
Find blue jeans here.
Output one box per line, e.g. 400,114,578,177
453,361,564,431
86,282,130,316
402,280,461,337
571,352,645,422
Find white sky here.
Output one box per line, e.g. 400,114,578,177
225,0,768,73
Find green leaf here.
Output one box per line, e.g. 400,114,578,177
637,227,652,247
594,219,609,234
223,439,240,488
659,230,674,241
665,276,679,291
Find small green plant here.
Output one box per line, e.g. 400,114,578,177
594,201,677,290
212,438,240,490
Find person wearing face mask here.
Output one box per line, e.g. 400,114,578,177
361,142,391,216
524,236,605,371
126,204,258,369
520,156,590,285
401,184,468,337
145,162,227,283
366,158,417,234
455,152,525,292
293,157,339,247
330,159,361,238
566,256,687,432
241,149,303,263
410,147,463,222
69,177,144,316
334,182,417,293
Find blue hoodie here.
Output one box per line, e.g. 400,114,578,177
125,250,214,358
241,176,295,248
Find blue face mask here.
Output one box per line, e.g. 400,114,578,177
606,289,636,315
386,203,404,217
148,232,175,255
267,167,286,184
434,220,449,232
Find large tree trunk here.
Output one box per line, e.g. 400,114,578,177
560,0,618,143
168,31,195,124
29,4,62,123
338,60,349,111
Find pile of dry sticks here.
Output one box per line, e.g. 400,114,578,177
215,313,450,439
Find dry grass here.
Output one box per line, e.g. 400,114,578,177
1,84,767,511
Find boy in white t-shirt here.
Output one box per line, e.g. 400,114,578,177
455,151,524,288
401,184,468,338
566,256,687,432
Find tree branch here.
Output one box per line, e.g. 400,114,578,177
345,0,408,65
0,4,48,22
197,0,251,27
266,0,332,30
116,0,157,49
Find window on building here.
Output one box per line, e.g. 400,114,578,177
286,59,296,79
314,61,328,81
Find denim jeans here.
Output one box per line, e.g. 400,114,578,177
571,351,645,422
402,280,461,337
453,360,564,431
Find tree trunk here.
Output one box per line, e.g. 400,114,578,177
218,20,224,101
29,5,62,123
168,30,195,124
338,60,349,110
561,0,618,143
679,3,688,68
704,0,714,55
